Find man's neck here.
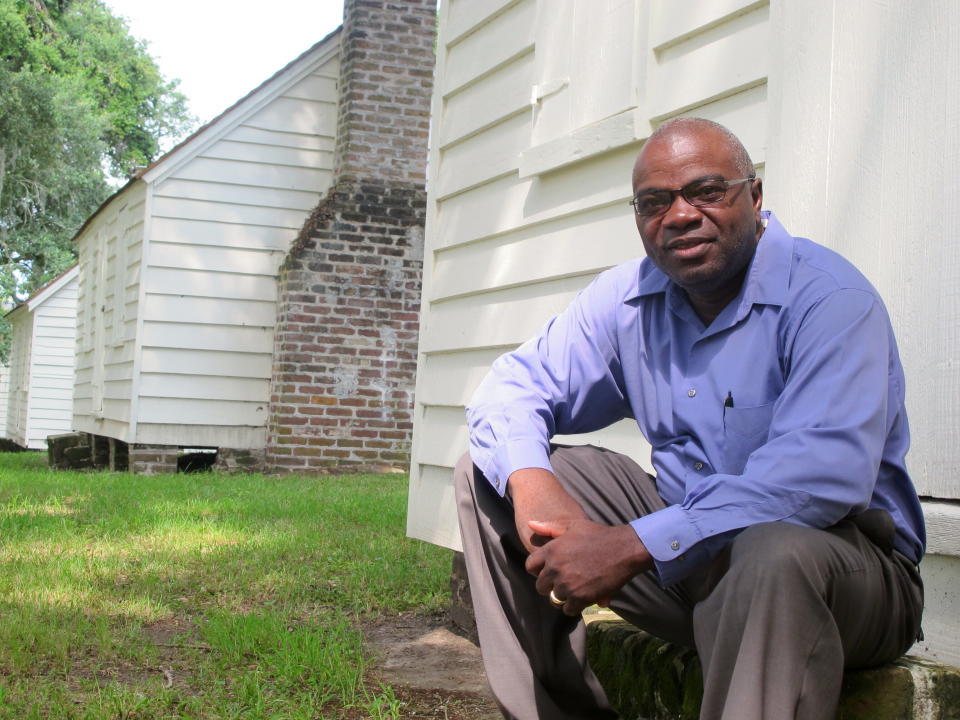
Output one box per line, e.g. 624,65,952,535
686,267,749,326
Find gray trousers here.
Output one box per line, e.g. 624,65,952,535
454,445,923,720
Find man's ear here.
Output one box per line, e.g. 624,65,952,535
752,177,763,213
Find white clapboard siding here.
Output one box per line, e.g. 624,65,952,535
5,314,32,445
70,35,341,449
73,181,146,440
0,364,9,438
409,0,960,666
5,268,78,449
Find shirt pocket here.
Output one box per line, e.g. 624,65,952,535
723,402,774,440
721,402,774,474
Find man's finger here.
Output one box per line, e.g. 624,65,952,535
525,548,546,577
527,519,566,537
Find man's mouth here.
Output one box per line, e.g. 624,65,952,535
666,236,712,260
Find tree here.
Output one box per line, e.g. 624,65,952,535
0,0,193,359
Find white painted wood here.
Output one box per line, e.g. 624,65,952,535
649,0,767,50
227,125,335,150
414,348,513,407
5,268,78,448
141,295,276,327
440,49,533,149
412,0,960,666
140,321,274,355
134,423,265,449
149,217,296,252
140,347,272,378
200,139,333,168
436,112,529,199
5,315,32,445
72,33,340,449
0,364,9,438
148,242,287,276
406,463,464,550
138,397,266,426
445,0,522,46
408,8,960,676
139,373,270,401
420,274,595,354
765,0,960,500
155,179,320,210
283,74,338,102
520,109,646,178
246,97,338,136
442,0,535,96
647,4,768,120
529,0,639,147
144,267,278,302
167,158,331,194
430,201,636,301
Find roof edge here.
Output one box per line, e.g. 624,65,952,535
6,264,79,318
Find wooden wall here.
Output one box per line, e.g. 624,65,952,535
132,51,339,449
7,271,78,449
408,0,770,549
407,0,960,664
0,364,9,439
5,310,33,446
74,183,147,443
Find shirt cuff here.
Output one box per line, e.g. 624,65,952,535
630,505,703,587
485,439,553,497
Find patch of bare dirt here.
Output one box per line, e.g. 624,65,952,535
362,612,501,719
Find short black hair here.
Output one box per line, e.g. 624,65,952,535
648,117,755,177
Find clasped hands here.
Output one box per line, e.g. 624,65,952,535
524,518,647,616
508,467,651,617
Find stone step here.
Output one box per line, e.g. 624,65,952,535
586,619,960,720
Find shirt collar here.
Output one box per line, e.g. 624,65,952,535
628,210,794,308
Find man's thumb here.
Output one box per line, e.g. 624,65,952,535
527,520,565,537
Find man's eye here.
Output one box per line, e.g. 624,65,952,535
688,183,725,201
637,194,669,213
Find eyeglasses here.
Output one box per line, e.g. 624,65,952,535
630,176,756,217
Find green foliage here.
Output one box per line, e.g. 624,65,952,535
0,0,193,358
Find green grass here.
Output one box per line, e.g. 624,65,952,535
0,452,451,719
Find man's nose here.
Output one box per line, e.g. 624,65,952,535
661,193,703,228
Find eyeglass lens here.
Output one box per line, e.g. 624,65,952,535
632,178,742,217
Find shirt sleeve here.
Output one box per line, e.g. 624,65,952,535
465,270,633,495
632,287,896,586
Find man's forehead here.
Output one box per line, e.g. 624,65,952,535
633,128,739,184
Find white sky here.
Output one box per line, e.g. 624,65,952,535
103,0,345,129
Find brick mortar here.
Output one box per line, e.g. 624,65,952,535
265,0,435,473
266,178,425,472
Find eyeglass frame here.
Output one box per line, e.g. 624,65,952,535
629,175,757,218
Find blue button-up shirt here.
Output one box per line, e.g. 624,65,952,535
466,211,925,586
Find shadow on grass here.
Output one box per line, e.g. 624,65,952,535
0,452,451,719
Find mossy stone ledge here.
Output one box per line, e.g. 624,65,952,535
586,619,960,720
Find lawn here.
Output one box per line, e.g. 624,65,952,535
0,452,452,719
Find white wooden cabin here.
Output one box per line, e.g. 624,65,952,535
407,0,960,665
0,364,10,439
5,266,79,449
72,31,341,451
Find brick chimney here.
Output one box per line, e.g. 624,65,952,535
265,0,436,472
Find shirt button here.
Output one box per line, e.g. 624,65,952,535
694,462,704,471
687,389,696,398
670,540,680,551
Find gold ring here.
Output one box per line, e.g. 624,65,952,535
549,590,565,608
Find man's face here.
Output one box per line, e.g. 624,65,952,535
631,129,763,301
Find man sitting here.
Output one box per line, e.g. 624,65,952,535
455,118,924,720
